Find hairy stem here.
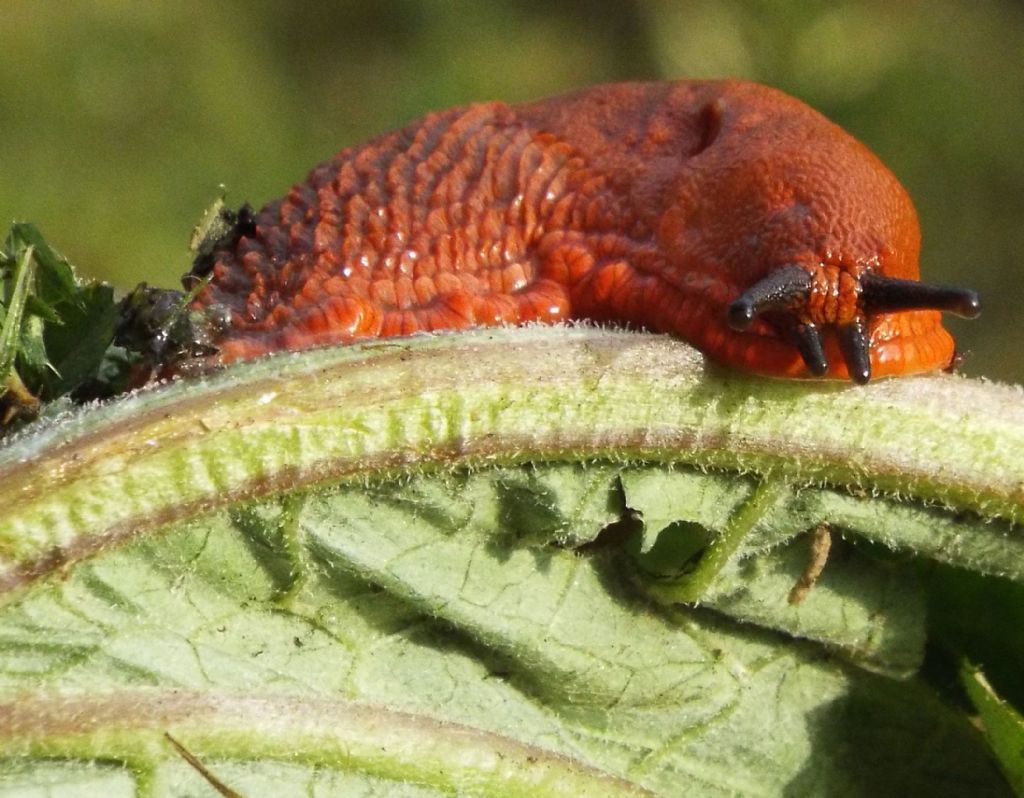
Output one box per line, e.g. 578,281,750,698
1,326,1022,597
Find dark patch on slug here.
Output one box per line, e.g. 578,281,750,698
184,203,257,289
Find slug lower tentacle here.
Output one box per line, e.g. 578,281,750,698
164,80,979,383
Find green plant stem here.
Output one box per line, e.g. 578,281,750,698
647,479,791,604
1,326,1022,598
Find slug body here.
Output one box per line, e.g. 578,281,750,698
187,80,979,383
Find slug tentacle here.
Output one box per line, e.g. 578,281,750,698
860,273,981,318
792,322,828,378
726,265,814,332
837,317,872,385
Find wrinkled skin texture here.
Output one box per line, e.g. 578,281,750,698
190,80,960,380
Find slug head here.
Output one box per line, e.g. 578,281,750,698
660,84,979,383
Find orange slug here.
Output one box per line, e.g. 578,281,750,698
180,80,979,383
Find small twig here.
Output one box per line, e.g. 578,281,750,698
788,524,833,605
164,732,246,798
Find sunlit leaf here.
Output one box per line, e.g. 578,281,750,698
1,327,1020,794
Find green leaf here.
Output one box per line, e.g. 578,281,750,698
0,223,121,414
962,665,1024,796
0,245,34,381
0,475,1006,796
0,327,1020,795
5,222,80,310
25,282,118,398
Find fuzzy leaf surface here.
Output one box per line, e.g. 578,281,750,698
0,327,1020,796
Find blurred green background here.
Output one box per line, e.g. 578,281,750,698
2,1,1022,381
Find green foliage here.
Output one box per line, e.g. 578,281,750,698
0,327,1022,794
963,665,1024,796
0,224,119,418
0,466,1011,796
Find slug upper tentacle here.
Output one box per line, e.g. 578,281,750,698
165,80,979,384
860,272,981,318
